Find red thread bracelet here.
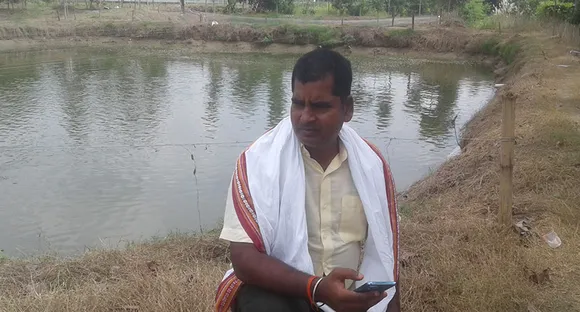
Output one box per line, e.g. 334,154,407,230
306,276,317,306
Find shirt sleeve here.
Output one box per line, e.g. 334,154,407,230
219,177,253,244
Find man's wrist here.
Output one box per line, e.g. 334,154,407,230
312,276,330,305
311,277,324,302
306,276,318,306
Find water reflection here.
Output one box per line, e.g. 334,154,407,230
203,60,224,138
375,73,394,130
266,67,286,129
0,50,494,256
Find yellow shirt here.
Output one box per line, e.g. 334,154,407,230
219,142,368,289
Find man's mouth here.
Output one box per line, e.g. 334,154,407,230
299,128,319,135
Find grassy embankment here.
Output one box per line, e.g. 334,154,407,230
1,6,580,312
0,2,435,51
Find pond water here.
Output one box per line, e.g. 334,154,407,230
0,48,495,256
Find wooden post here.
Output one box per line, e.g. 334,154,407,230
411,13,415,30
499,92,516,226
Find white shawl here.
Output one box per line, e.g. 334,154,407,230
222,117,398,312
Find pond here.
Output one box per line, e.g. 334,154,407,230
0,48,495,256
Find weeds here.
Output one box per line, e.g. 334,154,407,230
387,28,415,37
477,36,520,64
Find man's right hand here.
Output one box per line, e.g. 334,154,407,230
316,268,387,312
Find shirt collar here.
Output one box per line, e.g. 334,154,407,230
300,140,348,163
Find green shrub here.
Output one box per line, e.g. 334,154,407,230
480,37,501,55
301,7,316,15
263,0,294,14
346,2,371,16
474,15,499,29
260,35,274,45
278,25,342,45
478,37,520,64
570,9,580,25
498,42,520,64
536,1,574,21
388,28,416,37
459,0,491,24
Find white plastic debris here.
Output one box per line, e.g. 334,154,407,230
211,21,219,26
515,219,532,237
543,231,562,248
494,84,505,88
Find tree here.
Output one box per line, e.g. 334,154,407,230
459,0,490,24
386,0,406,26
572,0,580,24
332,0,354,24
370,0,383,21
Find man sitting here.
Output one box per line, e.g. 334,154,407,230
215,48,400,312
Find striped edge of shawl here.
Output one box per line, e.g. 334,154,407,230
215,153,266,312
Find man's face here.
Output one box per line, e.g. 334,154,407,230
290,75,353,149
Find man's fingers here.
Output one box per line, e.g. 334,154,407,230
330,268,363,281
339,292,386,312
346,289,387,305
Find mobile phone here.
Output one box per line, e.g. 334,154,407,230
353,281,397,293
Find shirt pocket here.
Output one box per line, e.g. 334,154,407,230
339,195,367,243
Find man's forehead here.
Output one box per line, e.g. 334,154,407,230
293,74,334,86
293,77,334,94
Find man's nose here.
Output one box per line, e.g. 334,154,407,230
300,104,316,123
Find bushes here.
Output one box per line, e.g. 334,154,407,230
571,10,580,25
460,0,491,24
346,3,371,16
477,36,520,64
536,2,575,21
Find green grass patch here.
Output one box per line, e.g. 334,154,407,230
480,37,501,54
388,28,416,38
477,37,520,64
278,24,342,45
398,203,414,218
474,16,501,30
546,119,580,148
497,42,520,64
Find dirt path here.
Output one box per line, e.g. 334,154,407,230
204,12,438,27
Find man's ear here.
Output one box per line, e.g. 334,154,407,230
344,95,354,122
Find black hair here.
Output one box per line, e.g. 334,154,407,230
291,48,352,100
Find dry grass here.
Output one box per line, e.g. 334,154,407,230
400,34,580,311
0,233,230,311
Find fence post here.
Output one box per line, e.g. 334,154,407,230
499,92,516,226
411,13,415,30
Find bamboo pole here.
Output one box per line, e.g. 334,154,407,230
499,92,516,226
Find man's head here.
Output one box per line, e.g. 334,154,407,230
290,48,354,150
